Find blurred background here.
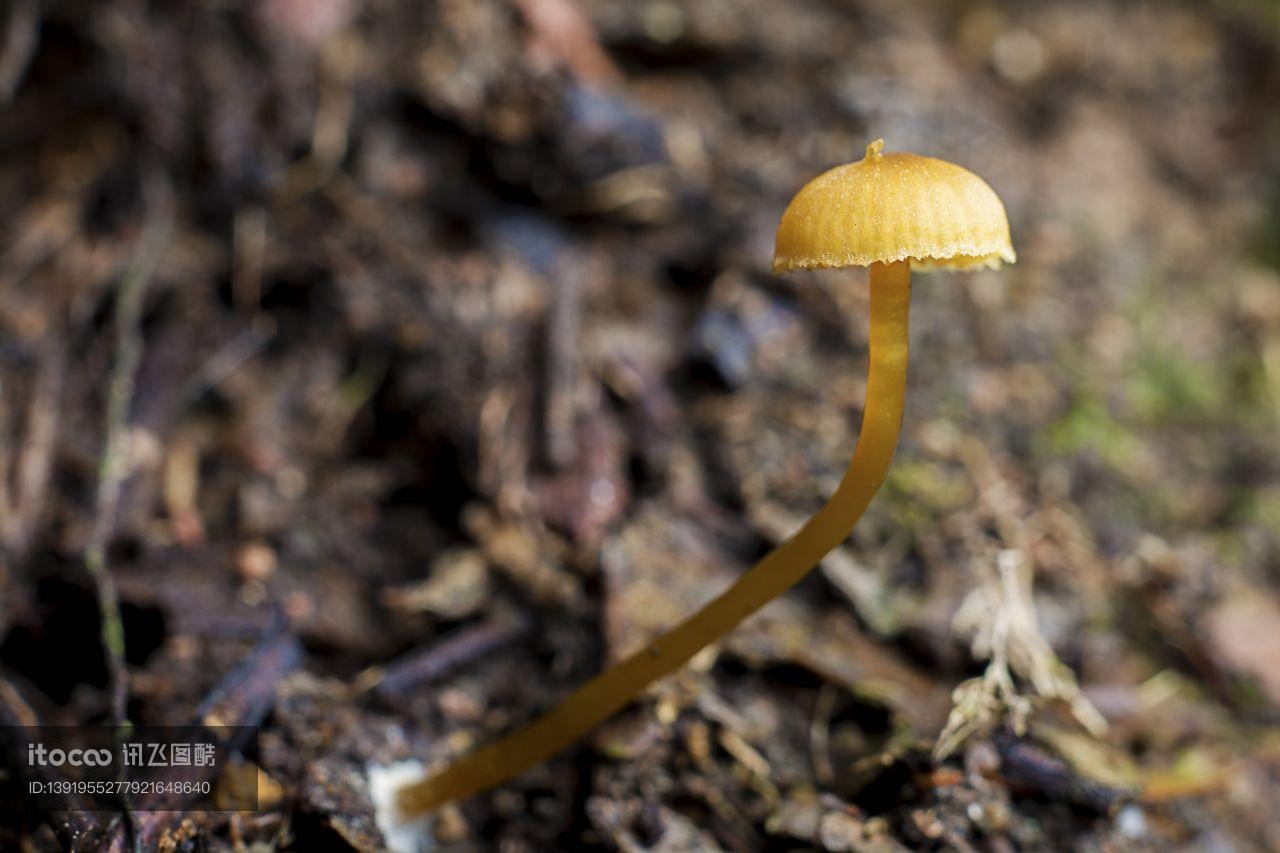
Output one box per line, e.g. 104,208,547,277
1,0,1278,849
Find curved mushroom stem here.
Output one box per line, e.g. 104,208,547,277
397,260,912,817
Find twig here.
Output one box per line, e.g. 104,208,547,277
97,625,300,852
85,175,173,731
809,683,838,787
1,337,66,560
82,173,172,851
357,608,531,700
179,321,275,408
544,264,583,469
0,0,39,103
197,621,304,732
993,729,1125,814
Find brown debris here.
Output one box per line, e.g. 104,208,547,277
0,0,1277,850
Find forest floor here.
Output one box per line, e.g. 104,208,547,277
1,0,1279,850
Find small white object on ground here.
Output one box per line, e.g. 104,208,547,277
1116,804,1147,839
368,761,434,853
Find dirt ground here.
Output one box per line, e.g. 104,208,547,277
1,0,1279,850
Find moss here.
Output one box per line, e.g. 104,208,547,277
883,459,972,513
1252,489,1280,529
1127,349,1224,426
1123,275,1272,429
1040,397,1143,472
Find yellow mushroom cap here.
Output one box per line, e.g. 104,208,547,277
773,140,1016,274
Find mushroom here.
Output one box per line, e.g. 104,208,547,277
395,139,1016,816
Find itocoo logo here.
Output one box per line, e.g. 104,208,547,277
27,744,113,767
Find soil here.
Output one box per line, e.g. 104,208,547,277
1,0,1279,850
